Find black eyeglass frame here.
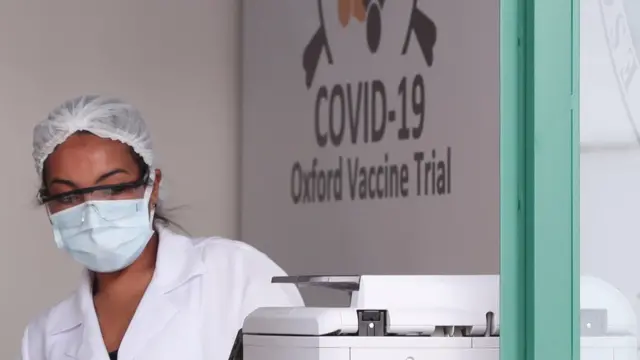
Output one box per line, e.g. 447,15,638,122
38,171,150,205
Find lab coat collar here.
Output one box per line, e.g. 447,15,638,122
46,226,206,358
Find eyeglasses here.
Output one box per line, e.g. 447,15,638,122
39,172,149,214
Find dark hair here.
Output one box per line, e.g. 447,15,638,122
38,136,186,233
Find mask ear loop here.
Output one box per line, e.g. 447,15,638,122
44,202,68,249
145,169,158,224
45,204,53,225
40,191,55,225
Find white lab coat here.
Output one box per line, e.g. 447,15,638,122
20,226,304,360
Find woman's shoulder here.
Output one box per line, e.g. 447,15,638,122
159,225,280,272
170,231,304,307
189,234,286,277
191,234,263,254
157,226,265,266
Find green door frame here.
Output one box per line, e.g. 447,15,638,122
500,0,580,359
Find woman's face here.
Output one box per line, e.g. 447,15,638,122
43,132,161,212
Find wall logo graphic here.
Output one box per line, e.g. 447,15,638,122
303,0,438,88
600,0,640,141
289,0,452,206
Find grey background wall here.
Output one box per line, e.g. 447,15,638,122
240,1,500,306
0,1,241,357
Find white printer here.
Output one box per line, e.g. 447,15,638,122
242,275,637,360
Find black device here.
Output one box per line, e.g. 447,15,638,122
228,329,243,360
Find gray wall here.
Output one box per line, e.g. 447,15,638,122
0,1,241,357
240,1,500,306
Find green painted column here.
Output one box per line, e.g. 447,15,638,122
500,0,580,359
499,0,525,358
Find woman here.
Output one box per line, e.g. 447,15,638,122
21,95,303,360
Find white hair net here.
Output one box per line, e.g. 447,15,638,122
32,95,154,176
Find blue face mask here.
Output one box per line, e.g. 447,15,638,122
49,183,155,273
